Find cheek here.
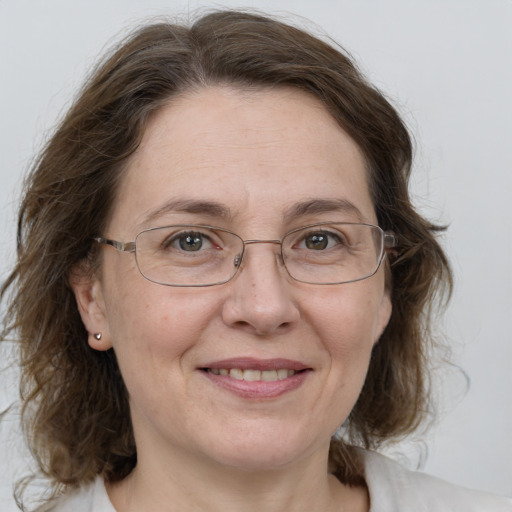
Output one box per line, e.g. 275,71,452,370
104,279,220,382
304,284,386,386
307,284,384,344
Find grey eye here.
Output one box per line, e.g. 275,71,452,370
163,231,214,252
179,233,204,251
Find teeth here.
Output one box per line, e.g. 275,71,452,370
208,368,298,381
261,370,277,382
277,369,289,380
244,369,261,382
230,368,244,380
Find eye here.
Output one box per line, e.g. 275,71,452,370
165,231,215,252
299,230,344,251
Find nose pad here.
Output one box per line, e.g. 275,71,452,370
233,242,282,271
230,241,284,280
233,253,243,269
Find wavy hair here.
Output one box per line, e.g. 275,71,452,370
1,9,451,499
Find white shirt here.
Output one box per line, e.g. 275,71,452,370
38,450,512,511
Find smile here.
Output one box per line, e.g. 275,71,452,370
200,358,311,399
207,368,298,381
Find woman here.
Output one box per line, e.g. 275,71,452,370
1,10,510,512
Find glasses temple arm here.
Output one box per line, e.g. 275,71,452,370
93,237,136,253
383,232,397,250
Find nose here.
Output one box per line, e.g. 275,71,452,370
221,242,300,336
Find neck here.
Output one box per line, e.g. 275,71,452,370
107,441,367,512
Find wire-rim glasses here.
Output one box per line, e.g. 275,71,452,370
94,222,396,287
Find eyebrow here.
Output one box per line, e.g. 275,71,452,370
141,197,365,227
141,199,232,226
282,198,365,223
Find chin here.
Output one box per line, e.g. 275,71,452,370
199,426,324,473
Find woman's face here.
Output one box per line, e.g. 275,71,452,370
74,86,391,472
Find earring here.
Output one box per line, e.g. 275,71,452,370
93,333,102,341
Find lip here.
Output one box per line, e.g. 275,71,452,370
199,358,312,400
201,357,310,372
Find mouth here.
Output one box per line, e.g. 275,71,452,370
205,368,302,381
199,358,311,399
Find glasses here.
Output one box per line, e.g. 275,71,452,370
94,222,396,287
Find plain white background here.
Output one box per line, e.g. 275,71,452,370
1,0,511,510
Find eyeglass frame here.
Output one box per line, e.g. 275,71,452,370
93,222,397,287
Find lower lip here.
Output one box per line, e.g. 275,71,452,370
202,370,310,399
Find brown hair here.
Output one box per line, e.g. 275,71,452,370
1,9,451,497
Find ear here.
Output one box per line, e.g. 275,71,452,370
69,263,112,351
374,290,392,345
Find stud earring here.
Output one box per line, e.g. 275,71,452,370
93,333,102,341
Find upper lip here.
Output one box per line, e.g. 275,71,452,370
201,357,311,371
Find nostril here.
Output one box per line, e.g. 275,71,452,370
254,321,292,336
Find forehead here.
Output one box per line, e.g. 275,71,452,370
109,86,375,235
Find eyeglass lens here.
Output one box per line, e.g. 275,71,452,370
133,224,385,287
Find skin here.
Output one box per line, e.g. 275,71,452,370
72,86,392,512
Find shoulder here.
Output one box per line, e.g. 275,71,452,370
359,449,512,512
34,477,115,512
